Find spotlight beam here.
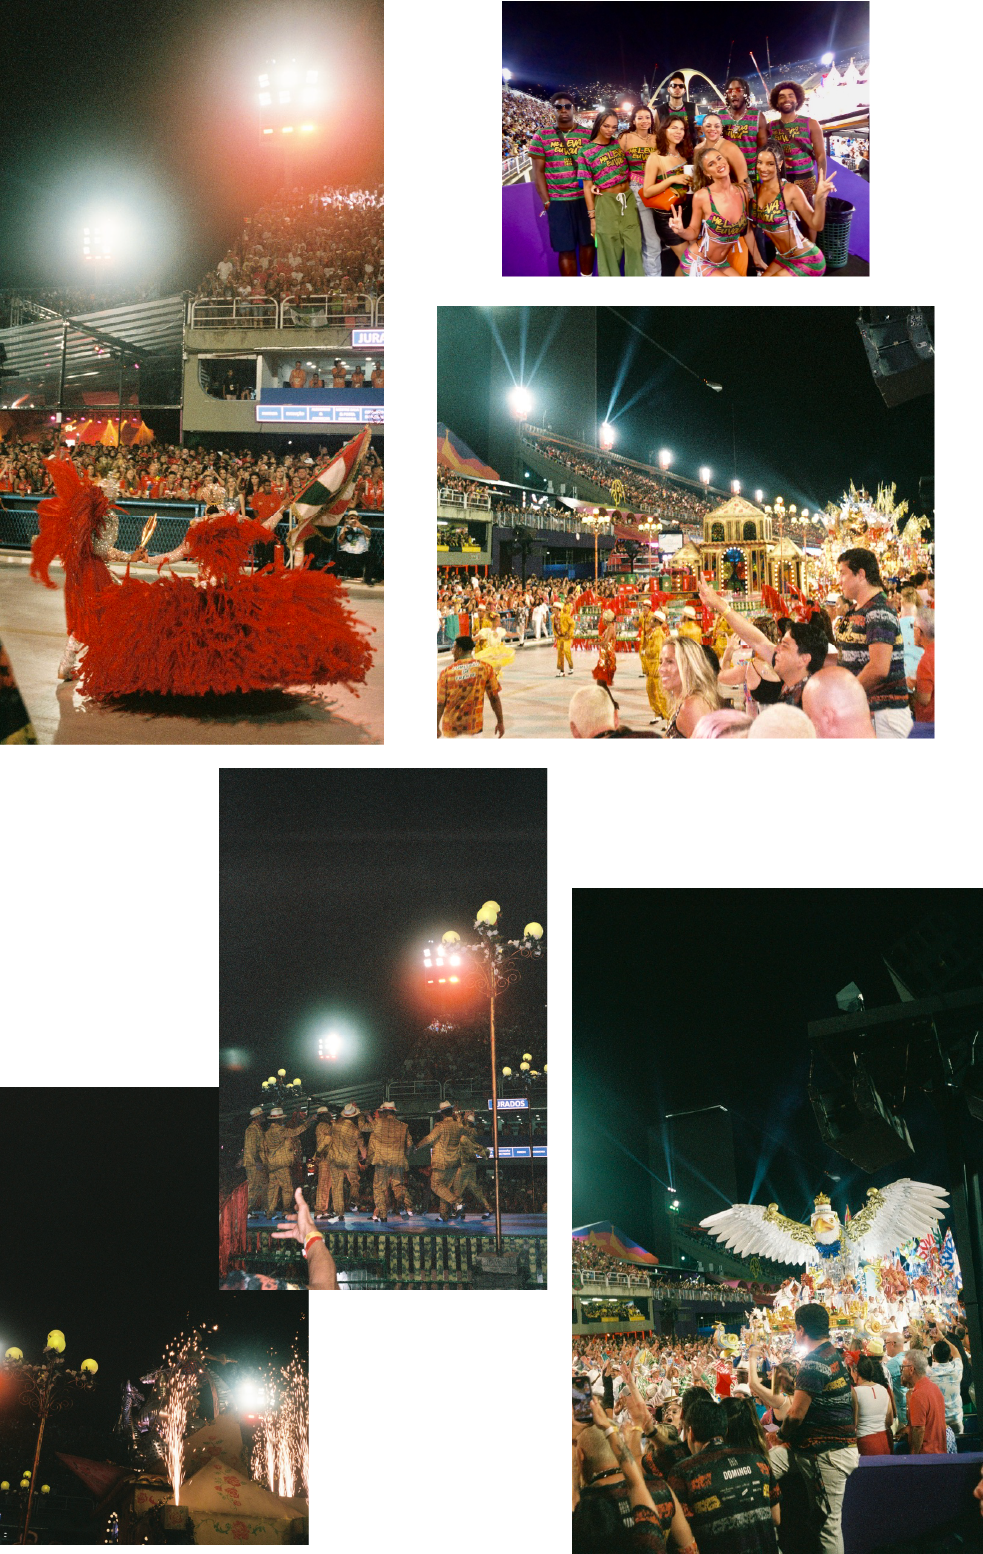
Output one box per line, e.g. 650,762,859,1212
606,307,727,393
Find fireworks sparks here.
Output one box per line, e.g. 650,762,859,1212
155,1332,205,1504
249,1351,308,1500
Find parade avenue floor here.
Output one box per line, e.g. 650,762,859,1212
249,1207,547,1237
437,636,663,738
0,552,383,744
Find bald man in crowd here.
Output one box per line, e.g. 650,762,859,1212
802,666,875,738
569,684,617,738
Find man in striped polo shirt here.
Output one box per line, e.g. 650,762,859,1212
527,92,595,276
768,82,826,200
721,78,768,181
835,547,912,738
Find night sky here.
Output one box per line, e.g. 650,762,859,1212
573,892,982,1255
0,0,382,293
437,308,934,516
502,1,869,98
0,1092,305,1485
220,770,547,1113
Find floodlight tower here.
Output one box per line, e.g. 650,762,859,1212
256,58,323,186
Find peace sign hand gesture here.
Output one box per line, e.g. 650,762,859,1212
816,173,836,200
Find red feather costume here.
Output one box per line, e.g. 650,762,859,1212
31,461,373,699
31,458,122,642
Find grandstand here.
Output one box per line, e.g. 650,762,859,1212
0,183,385,566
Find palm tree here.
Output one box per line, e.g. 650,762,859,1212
512,523,535,583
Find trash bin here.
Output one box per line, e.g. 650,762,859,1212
817,196,855,269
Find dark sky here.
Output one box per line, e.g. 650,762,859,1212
0,1092,305,1481
437,307,934,516
0,0,382,293
220,770,547,1113
503,2,869,96
573,891,982,1254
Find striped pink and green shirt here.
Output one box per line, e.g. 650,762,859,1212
771,115,817,179
526,126,590,200
724,109,762,176
577,140,631,192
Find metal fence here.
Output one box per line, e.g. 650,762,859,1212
188,294,383,330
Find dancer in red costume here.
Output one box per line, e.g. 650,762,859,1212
30,430,374,699
30,458,149,680
592,609,618,686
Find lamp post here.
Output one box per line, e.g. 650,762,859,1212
582,510,607,584
2,1335,97,1544
426,906,545,1253
260,1068,306,1106
638,515,662,577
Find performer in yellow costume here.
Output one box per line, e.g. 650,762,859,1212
326,1102,367,1222
418,1100,465,1222
264,1107,313,1216
453,1112,493,1218
474,614,516,674
710,610,732,663
243,1107,268,1212
677,605,703,644
638,605,670,722
313,1107,333,1215
367,1101,416,1221
553,596,575,676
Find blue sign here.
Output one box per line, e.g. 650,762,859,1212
488,1097,528,1110
256,404,384,425
352,328,384,349
495,1146,547,1159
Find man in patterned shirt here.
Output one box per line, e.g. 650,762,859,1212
367,1100,416,1222
437,637,504,738
669,1394,780,1553
527,93,595,277
777,1303,858,1554
418,1100,465,1221
835,548,912,738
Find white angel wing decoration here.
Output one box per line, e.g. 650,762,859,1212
846,1179,949,1261
700,1203,819,1266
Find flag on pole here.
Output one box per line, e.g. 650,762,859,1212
284,428,372,547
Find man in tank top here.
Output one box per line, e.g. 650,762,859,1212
768,81,826,200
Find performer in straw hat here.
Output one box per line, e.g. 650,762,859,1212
677,604,703,644
326,1103,367,1223
313,1107,333,1215
640,606,670,723
367,1101,416,1222
264,1107,313,1217
418,1101,465,1222
454,1112,492,1219
243,1107,268,1212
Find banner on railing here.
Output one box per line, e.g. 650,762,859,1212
495,1146,547,1158
353,328,384,348
488,1097,528,1109
256,404,384,425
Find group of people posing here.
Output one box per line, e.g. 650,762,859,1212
529,75,835,277
243,1099,493,1225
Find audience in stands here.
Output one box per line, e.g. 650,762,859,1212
502,85,559,159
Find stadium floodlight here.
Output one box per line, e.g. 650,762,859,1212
282,125,294,133
658,448,672,470
755,489,763,502
318,1031,342,1061
258,73,269,87
502,68,512,81
508,385,533,420
305,69,318,83
699,467,711,486
599,421,616,452
278,90,291,104
262,127,273,135
259,91,272,106
300,88,318,106
278,65,298,87
299,124,315,133
821,51,834,64
731,478,741,494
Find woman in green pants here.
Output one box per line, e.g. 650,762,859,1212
577,109,643,276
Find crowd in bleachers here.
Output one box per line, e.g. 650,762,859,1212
521,434,712,528
192,185,383,311
0,427,383,519
0,281,161,327
502,85,557,159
